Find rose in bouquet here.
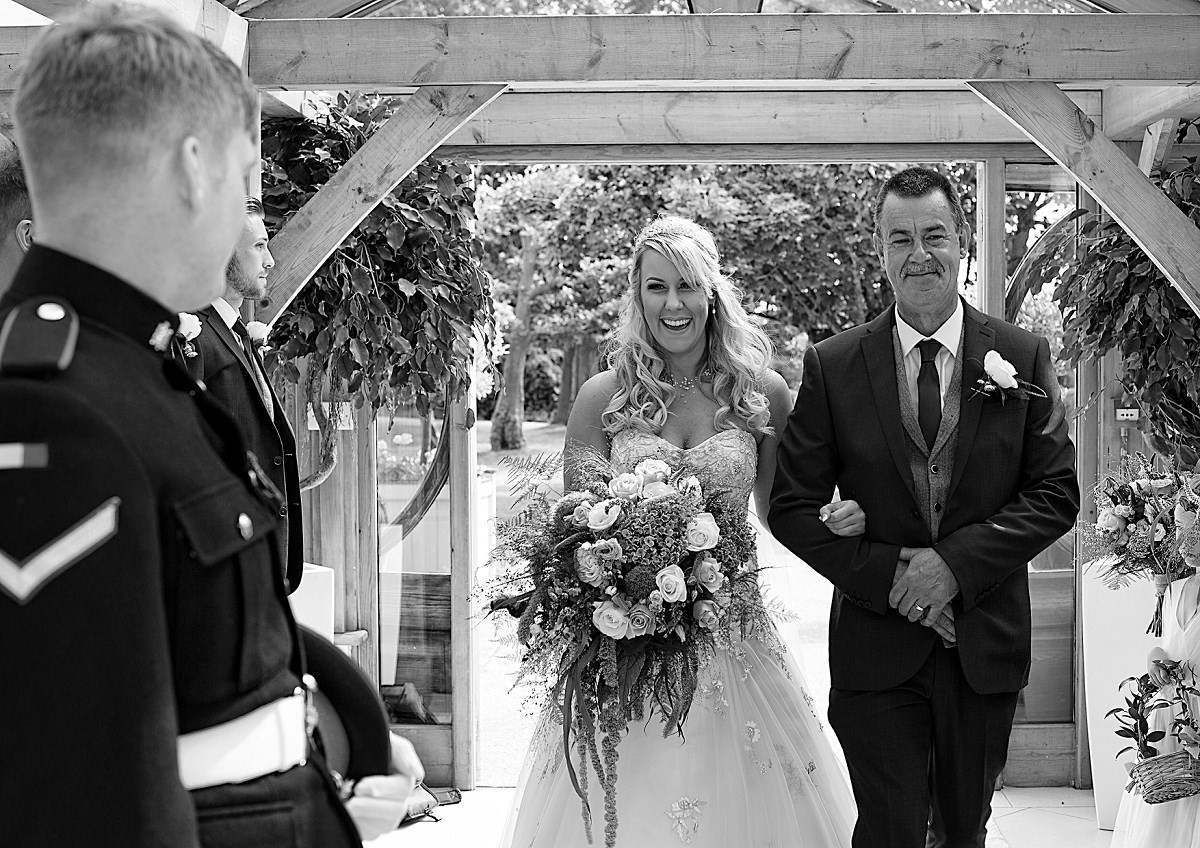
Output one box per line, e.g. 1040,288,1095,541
482,448,768,848
1084,452,1193,635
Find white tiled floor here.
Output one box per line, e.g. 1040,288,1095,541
368,785,1115,848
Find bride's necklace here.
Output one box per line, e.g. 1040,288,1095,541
667,366,714,402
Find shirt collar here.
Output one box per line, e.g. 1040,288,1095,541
209,296,240,330
4,245,178,355
895,296,964,359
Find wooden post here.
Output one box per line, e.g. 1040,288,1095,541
1073,188,1100,791
976,158,1006,318
448,387,478,789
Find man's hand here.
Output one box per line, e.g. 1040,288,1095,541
891,548,960,643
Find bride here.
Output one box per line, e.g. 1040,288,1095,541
500,216,858,847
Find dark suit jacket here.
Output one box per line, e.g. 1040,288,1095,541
769,300,1079,695
178,306,304,592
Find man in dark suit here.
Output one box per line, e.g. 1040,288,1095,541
0,6,361,846
0,146,32,295
178,197,304,592
769,167,1079,848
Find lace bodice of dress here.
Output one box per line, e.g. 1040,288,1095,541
610,429,758,504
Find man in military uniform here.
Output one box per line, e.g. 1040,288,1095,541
0,7,362,846
176,197,305,593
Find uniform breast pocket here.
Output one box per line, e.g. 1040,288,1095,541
172,479,291,705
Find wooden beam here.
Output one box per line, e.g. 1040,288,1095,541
1138,118,1179,176
970,80,1200,318
11,0,79,18
1005,163,1074,193
688,0,763,11
1104,84,1200,139
237,0,378,18
977,158,1007,318
1088,0,1200,11
439,90,1101,148
247,15,1200,90
435,141,1055,165
260,83,506,325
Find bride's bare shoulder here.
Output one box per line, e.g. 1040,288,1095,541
575,370,622,407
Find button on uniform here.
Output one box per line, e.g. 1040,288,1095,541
237,513,253,540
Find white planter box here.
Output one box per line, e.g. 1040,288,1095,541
1081,573,1159,829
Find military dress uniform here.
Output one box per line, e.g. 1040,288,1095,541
0,247,361,848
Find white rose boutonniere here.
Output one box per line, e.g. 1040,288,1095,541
176,312,202,357
245,320,271,351
969,349,1048,405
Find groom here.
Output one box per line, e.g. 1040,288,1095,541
769,167,1079,847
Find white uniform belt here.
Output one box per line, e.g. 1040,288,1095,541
177,692,309,790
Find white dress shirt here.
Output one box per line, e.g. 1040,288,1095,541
894,297,964,412
211,297,274,416
211,297,242,338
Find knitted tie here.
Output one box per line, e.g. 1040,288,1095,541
232,318,274,414
917,339,942,451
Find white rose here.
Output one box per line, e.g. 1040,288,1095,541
641,480,678,499
592,538,624,561
245,320,270,344
692,600,721,631
692,553,725,593
608,473,643,500
592,600,630,639
176,312,202,341
626,603,654,638
575,544,607,588
1097,507,1128,535
586,500,623,532
570,505,592,528
983,350,1019,390
655,565,688,603
634,458,672,484
678,476,703,499
684,512,721,552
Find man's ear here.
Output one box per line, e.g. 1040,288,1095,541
958,222,973,258
872,232,885,263
177,135,207,212
15,218,33,253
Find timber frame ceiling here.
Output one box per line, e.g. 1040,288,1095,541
2,0,1199,320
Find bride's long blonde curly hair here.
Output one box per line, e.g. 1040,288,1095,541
602,215,774,437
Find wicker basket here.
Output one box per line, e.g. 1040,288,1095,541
1129,750,1200,804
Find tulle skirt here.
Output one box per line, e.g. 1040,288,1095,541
498,627,856,848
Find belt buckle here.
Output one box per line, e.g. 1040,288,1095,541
297,673,319,764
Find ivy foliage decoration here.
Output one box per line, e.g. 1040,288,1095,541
259,92,495,419
1011,134,1200,466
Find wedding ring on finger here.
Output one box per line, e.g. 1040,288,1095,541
913,604,926,616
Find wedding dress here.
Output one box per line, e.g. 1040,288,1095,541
1111,574,1200,848
499,428,856,848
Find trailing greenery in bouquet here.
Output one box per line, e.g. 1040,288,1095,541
483,446,775,848
1084,453,1197,635
1109,664,1200,804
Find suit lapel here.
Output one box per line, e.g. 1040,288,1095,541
201,307,253,376
946,304,995,504
861,307,918,500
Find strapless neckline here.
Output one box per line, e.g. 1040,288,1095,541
634,428,755,453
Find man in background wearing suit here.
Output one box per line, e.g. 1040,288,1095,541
0,147,32,295
178,196,304,592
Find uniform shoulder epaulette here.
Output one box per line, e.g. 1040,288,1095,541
0,296,79,376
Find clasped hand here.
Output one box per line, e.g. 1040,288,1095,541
890,547,959,644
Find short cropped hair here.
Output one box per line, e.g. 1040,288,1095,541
872,166,969,238
13,3,259,193
245,196,264,217
0,148,31,236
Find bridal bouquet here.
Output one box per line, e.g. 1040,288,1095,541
1084,452,1199,635
484,448,772,848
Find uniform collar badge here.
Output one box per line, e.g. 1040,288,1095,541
149,321,173,352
